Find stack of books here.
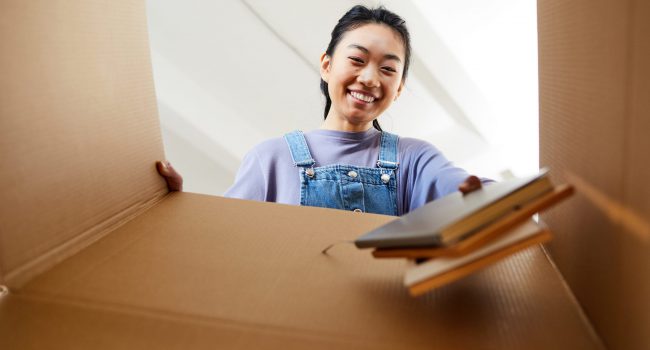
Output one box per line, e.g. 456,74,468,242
354,169,574,296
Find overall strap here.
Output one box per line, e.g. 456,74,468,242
376,131,399,170
284,130,316,168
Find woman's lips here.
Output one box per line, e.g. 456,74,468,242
348,90,377,104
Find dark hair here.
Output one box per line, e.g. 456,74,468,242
320,5,411,131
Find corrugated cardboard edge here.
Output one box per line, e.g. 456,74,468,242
4,189,168,289
539,244,607,350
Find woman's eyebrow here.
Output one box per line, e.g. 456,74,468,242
347,44,402,63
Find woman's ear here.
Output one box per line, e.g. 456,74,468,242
320,52,331,82
394,81,404,101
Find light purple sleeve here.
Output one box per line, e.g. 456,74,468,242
399,139,493,214
223,148,267,201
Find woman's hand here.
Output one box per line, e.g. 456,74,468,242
458,175,482,195
156,160,183,192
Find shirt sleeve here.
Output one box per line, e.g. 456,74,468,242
402,142,493,214
223,148,267,201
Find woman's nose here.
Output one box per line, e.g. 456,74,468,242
358,66,380,87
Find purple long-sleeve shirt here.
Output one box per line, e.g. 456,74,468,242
224,128,478,216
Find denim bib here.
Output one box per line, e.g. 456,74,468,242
284,130,399,216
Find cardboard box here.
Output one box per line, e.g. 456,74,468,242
1,0,645,348
539,0,650,349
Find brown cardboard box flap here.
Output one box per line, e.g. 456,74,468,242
3,192,603,349
0,0,167,287
0,0,605,348
539,0,650,348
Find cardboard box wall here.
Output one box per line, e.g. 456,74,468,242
538,0,650,349
0,0,639,348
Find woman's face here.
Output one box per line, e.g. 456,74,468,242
320,23,405,130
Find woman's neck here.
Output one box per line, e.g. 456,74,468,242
320,114,374,132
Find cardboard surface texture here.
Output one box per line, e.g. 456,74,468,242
1,0,640,348
539,0,650,349
2,193,600,349
0,0,167,288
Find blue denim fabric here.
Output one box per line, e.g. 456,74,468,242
284,130,398,216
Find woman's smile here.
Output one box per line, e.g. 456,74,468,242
348,89,378,104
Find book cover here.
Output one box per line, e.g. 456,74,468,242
355,169,551,249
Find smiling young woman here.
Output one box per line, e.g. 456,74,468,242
157,5,487,216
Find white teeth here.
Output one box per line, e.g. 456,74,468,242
350,91,375,103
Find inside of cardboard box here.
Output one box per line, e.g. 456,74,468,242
539,0,650,348
3,192,602,349
2,0,649,348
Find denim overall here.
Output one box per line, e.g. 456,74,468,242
284,130,399,216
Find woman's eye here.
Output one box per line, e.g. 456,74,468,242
382,66,397,73
348,57,364,64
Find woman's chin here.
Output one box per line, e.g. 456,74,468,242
328,107,379,129
341,109,374,122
